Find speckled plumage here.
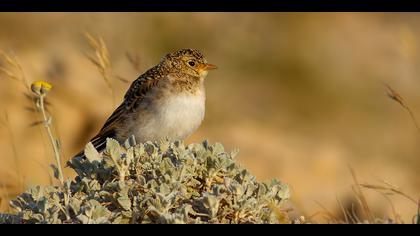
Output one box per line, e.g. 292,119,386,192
74,49,216,158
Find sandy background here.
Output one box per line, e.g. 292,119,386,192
0,13,419,223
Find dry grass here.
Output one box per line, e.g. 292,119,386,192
416,198,420,224
0,52,64,187
0,112,23,193
0,52,31,201
125,52,141,73
349,165,375,223
308,81,420,224
383,82,420,134
0,51,29,90
310,166,420,224
84,32,115,106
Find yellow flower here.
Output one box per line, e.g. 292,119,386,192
31,81,52,95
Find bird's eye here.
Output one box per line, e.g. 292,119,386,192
188,61,196,67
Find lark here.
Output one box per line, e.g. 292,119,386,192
74,48,217,158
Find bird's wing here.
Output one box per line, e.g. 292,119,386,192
73,66,164,158
99,74,160,134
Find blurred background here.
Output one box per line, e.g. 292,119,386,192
0,13,419,223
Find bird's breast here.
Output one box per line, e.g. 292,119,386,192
127,89,206,142
159,92,205,129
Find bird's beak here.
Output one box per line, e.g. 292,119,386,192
202,63,218,71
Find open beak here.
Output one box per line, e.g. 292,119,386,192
202,63,218,71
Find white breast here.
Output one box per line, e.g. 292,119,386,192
130,90,205,142
160,92,205,136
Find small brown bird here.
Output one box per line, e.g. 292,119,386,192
74,48,217,158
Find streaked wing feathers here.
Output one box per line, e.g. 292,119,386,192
77,65,165,156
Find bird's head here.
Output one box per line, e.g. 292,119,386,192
162,48,217,79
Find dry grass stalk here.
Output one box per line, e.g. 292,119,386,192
110,52,142,84
114,75,130,83
360,181,417,206
0,51,50,114
336,195,350,224
348,165,375,223
0,52,37,194
0,52,64,186
359,180,420,224
382,82,420,134
126,51,141,73
0,51,30,90
314,167,417,224
1,112,23,192
315,201,341,223
305,211,321,223
379,192,402,223
415,198,420,224
84,32,115,105
0,182,10,213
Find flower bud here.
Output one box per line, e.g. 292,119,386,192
31,81,52,95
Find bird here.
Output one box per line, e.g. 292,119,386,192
73,48,217,159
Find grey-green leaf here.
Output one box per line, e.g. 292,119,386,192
84,142,101,162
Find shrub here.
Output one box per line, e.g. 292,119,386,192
1,139,290,224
